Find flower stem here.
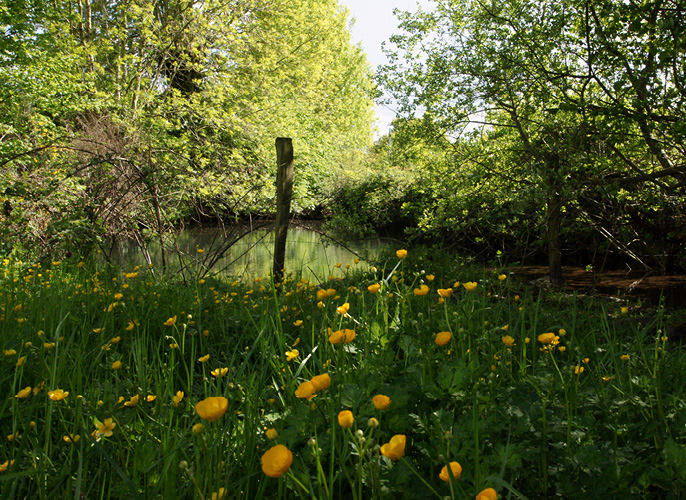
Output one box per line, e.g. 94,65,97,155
399,457,443,499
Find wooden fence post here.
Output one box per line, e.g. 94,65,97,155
273,137,294,284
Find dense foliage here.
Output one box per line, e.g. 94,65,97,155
0,0,375,260
367,0,686,275
3,0,685,275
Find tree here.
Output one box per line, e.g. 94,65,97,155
0,0,376,264
379,0,686,277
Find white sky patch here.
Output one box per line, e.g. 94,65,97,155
339,0,434,136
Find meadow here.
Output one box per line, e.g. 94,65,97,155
1,248,685,499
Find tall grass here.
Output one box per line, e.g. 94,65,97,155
1,250,685,499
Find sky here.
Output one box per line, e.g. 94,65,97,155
338,0,433,135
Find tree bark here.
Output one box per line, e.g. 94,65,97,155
545,153,563,288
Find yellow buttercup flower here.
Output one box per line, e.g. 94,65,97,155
501,335,515,347
426,274,435,281
15,386,31,399
0,459,16,472
462,282,478,291
316,289,328,301
439,461,462,482
48,389,69,401
4,349,16,356
380,434,406,460
537,332,558,345
195,396,229,422
63,434,80,444
211,367,229,378
338,410,354,428
295,381,316,399
261,444,293,477
413,284,430,296
396,249,407,259
437,288,453,297
310,373,331,391
372,394,391,410
367,283,381,293
336,302,350,315
93,418,116,438
124,395,139,407
164,316,177,326
498,274,507,280
210,487,225,500
198,354,210,363
192,423,204,435
112,360,122,370
286,349,299,361
265,428,278,440
621,354,630,361
293,320,303,327
329,329,356,344
173,390,184,407
476,487,498,500
435,331,452,346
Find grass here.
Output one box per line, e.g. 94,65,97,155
1,247,685,499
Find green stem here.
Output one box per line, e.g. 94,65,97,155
399,457,443,499
287,471,313,498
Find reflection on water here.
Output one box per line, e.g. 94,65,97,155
108,226,393,281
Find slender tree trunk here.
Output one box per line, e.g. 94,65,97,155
545,153,563,288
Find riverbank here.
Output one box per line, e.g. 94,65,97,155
511,264,686,308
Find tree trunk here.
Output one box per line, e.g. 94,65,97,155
545,153,563,288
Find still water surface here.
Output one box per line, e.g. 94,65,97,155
108,225,394,281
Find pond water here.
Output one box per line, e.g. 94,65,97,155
107,225,395,281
